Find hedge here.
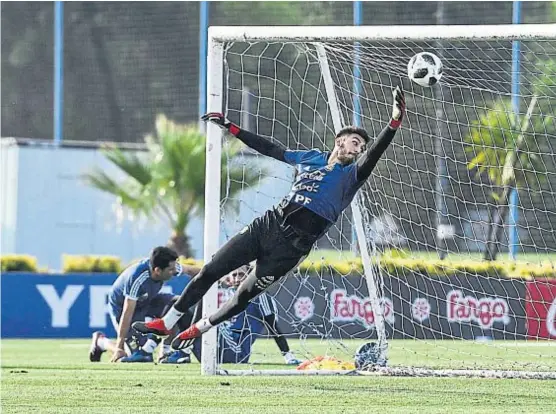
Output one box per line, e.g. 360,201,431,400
297,256,556,280
1,253,555,280
0,255,204,274
62,255,122,273
179,257,203,267
1,255,39,272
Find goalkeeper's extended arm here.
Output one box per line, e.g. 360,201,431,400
201,113,287,162
355,86,405,182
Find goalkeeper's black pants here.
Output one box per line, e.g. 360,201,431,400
172,208,315,326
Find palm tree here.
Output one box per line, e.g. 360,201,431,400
465,97,551,260
84,115,262,257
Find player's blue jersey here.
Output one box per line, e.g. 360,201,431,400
109,258,184,314
192,291,277,364
282,149,360,223
218,300,263,363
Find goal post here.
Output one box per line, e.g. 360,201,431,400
201,36,224,376
203,24,556,377
314,42,388,366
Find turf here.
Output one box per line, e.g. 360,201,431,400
2,339,556,413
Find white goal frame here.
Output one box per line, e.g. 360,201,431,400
202,24,556,376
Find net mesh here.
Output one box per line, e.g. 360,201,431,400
215,34,556,376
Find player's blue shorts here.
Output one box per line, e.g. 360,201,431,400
219,334,253,364
191,329,253,364
109,293,175,341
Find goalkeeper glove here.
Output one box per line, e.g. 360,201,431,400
201,112,241,136
389,86,406,130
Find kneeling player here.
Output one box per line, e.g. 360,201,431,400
88,246,200,363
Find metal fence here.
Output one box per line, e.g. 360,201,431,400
2,2,554,143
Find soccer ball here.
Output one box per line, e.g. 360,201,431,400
354,342,386,370
407,52,443,87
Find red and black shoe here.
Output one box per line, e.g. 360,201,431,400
132,319,172,337
171,325,202,350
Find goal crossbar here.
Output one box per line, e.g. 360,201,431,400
209,24,556,42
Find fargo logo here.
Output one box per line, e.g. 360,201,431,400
446,289,509,328
36,284,173,328
330,289,394,328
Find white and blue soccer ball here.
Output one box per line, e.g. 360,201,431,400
407,52,443,87
354,342,386,370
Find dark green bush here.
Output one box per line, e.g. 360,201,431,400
1,255,39,272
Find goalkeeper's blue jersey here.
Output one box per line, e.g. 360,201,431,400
282,149,360,223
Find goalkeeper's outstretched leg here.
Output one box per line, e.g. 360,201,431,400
171,251,306,350
132,223,260,337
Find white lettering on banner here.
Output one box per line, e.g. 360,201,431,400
446,289,510,328
89,286,112,328
36,285,84,328
546,298,556,337
330,289,394,328
35,284,180,330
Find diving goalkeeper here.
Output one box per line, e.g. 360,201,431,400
134,86,405,349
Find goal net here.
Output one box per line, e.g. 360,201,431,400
203,25,556,378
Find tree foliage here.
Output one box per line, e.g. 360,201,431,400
465,94,553,260
84,115,261,257
465,98,550,197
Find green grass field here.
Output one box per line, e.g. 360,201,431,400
2,339,556,413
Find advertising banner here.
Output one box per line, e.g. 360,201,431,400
2,272,529,340
1,273,189,338
526,280,556,339
270,273,527,340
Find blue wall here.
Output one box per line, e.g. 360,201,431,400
1,273,190,338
